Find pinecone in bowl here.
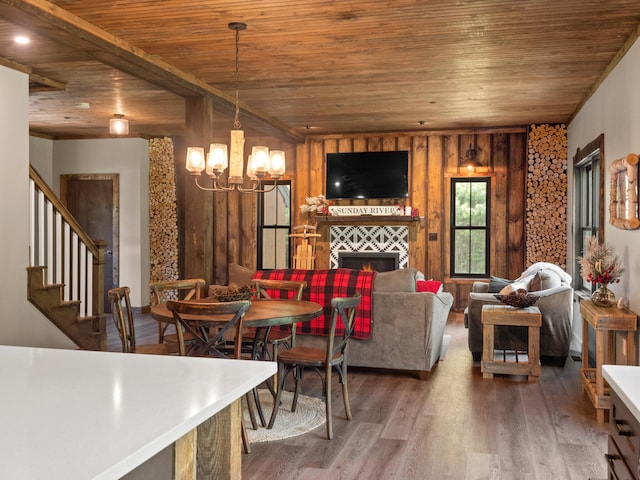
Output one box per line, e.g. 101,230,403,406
494,289,538,308
210,283,254,302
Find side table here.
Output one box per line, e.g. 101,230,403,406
481,304,542,382
580,300,637,423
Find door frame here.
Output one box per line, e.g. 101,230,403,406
59,173,120,301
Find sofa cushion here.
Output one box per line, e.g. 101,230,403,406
499,281,528,295
528,269,562,291
229,263,256,285
374,268,417,292
488,276,513,293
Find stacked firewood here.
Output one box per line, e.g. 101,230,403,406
149,137,179,287
526,124,568,269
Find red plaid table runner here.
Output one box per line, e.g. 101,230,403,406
252,268,376,339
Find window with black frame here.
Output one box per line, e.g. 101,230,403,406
450,177,490,277
573,134,605,294
257,182,291,269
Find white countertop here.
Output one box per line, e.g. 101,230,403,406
602,365,640,421
0,345,275,479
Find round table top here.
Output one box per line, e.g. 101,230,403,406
151,298,322,328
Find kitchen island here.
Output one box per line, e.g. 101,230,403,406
0,345,275,479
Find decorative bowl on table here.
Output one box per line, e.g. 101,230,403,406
494,289,538,309
209,283,254,302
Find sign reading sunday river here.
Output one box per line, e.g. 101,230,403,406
328,205,411,216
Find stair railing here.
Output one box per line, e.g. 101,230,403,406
28,166,104,319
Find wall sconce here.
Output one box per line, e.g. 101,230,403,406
460,143,482,172
109,114,129,135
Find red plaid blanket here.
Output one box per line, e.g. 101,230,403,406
252,268,376,339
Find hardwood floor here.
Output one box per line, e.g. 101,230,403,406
111,312,609,479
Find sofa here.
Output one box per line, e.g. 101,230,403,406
464,262,574,366
226,264,454,379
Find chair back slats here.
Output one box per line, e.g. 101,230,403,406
328,293,362,361
251,279,306,301
108,286,136,353
167,300,251,358
150,278,206,304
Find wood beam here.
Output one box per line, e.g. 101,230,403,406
0,0,304,143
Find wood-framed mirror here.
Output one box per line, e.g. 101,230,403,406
609,153,640,229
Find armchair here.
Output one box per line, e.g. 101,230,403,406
465,263,574,366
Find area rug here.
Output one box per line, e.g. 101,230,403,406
243,389,325,443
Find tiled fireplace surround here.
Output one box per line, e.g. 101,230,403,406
330,225,409,271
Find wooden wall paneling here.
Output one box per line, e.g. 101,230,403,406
183,96,214,286
368,137,382,153
409,135,427,273
213,190,229,285
426,135,444,281
312,139,329,268
338,138,352,153
226,190,240,272
382,136,397,152
507,133,526,277
239,192,256,272
491,133,509,277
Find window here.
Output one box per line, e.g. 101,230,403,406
573,134,605,293
257,182,291,269
450,178,490,277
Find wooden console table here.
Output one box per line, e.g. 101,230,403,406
580,300,637,423
481,304,542,382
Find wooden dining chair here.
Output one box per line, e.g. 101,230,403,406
150,278,206,344
267,293,361,439
166,299,254,453
242,279,307,426
108,286,183,355
249,279,307,361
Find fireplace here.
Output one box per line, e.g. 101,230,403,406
330,225,409,269
338,252,399,272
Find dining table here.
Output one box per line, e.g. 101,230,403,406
151,297,323,424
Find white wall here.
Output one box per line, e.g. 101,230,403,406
0,66,75,348
52,138,151,307
29,136,53,184
568,35,640,356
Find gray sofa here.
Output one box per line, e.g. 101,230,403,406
227,264,454,379
464,264,574,366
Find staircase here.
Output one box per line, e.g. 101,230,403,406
27,166,107,351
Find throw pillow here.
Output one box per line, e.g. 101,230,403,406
488,276,513,293
374,268,417,292
416,280,443,293
529,269,562,291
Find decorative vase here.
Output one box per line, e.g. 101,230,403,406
591,284,616,308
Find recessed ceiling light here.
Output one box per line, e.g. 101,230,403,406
75,102,91,109
14,36,30,45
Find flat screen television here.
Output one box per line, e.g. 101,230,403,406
325,151,409,200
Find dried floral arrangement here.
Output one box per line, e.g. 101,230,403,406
300,194,330,216
577,237,624,285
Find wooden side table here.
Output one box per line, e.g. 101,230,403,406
580,300,637,423
481,304,542,382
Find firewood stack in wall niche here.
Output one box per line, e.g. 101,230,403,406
526,124,568,269
149,137,179,298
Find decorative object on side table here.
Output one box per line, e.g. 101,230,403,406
578,237,624,308
494,289,539,309
209,283,254,302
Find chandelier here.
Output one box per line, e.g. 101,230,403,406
185,22,284,193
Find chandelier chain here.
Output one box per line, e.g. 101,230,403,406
233,25,241,130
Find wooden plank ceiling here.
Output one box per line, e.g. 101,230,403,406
0,0,639,139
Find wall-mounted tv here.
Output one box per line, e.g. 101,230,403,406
325,151,409,200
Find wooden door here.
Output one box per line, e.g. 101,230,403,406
60,174,119,313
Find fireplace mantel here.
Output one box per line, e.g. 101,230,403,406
315,215,419,225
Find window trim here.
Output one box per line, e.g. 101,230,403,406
450,177,491,278
573,134,605,294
